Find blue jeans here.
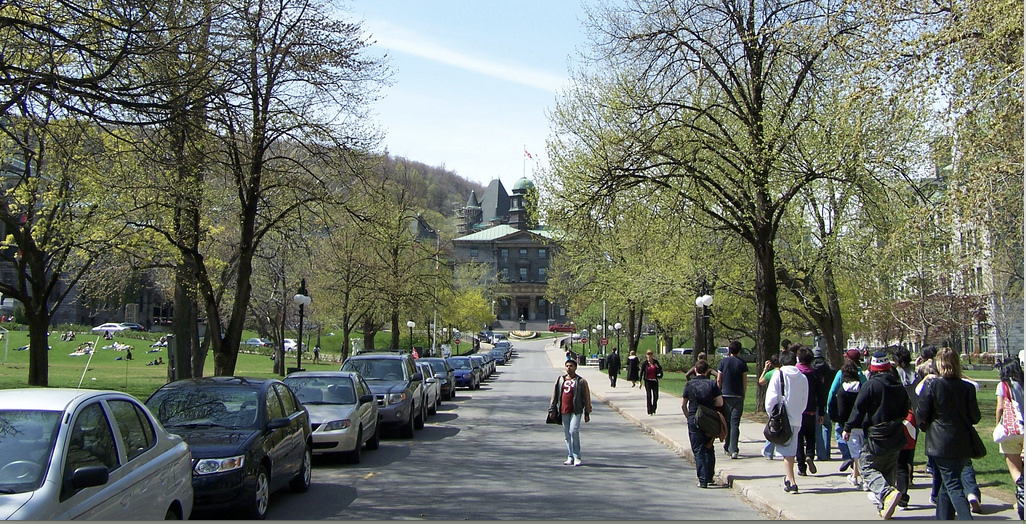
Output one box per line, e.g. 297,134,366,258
816,415,831,461
688,417,716,484
929,457,979,502
763,440,777,459
722,396,744,454
561,412,583,460
835,423,852,461
932,456,973,519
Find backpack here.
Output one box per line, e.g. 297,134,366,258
696,404,725,440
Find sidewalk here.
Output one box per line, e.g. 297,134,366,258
543,342,1020,520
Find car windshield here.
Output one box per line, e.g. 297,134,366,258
0,410,61,493
284,377,356,405
341,359,405,381
146,387,261,429
449,358,473,370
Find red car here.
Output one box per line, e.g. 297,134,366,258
549,323,576,333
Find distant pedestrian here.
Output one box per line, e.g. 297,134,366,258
891,346,918,509
626,349,640,387
682,360,724,488
313,345,320,361
549,359,592,466
812,346,832,461
640,350,663,415
765,349,809,495
795,347,826,477
759,353,781,460
916,347,983,520
717,340,749,459
843,352,909,520
606,348,621,388
125,348,133,361
828,349,867,472
686,352,717,381
830,358,865,490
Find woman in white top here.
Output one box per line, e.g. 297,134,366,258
765,348,809,494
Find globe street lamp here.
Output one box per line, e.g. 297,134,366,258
293,279,311,373
695,284,713,355
407,320,416,351
614,322,623,351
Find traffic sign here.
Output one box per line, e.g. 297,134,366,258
454,338,461,345
582,338,588,344
600,337,609,346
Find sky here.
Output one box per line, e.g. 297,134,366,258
349,1,594,189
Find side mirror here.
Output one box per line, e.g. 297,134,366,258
266,417,290,430
70,465,109,489
411,372,423,381
359,394,374,404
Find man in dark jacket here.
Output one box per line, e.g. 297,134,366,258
682,360,724,488
843,352,910,520
796,347,827,476
606,348,621,388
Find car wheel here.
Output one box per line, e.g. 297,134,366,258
428,397,437,415
289,445,312,493
347,428,362,464
164,506,181,520
248,466,270,519
366,419,381,450
414,402,425,430
400,410,415,438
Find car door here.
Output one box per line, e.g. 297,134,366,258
262,386,292,491
273,384,307,477
60,400,124,520
104,397,178,520
355,377,376,437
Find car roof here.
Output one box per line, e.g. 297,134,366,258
283,371,360,380
157,376,279,390
0,388,131,411
346,353,409,360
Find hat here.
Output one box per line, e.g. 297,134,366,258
869,351,892,372
844,349,861,362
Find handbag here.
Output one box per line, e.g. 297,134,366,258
546,408,561,424
696,404,722,439
968,425,988,459
994,382,1023,443
763,376,792,445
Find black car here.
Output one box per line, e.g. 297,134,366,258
418,357,456,401
340,353,425,438
145,377,312,519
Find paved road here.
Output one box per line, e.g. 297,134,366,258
261,338,763,520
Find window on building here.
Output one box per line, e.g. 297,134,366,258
500,248,509,259
519,248,528,259
501,268,509,280
519,267,528,281
539,267,547,280
470,248,478,259
538,248,547,259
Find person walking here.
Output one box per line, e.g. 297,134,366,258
795,347,826,476
891,346,918,509
995,358,1024,519
828,349,868,472
686,352,717,381
606,348,622,388
717,340,749,459
765,349,809,494
626,349,640,387
549,359,592,466
812,346,833,462
682,359,724,488
831,357,866,490
842,352,909,520
759,353,781,460
916,347,983,520
640,350,663,415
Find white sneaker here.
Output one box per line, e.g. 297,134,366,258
968,493,981,513
573,457,582,466
847,474,860,488
867,491,881,507
563,457,573,465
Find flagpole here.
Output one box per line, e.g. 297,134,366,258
523,144,526,177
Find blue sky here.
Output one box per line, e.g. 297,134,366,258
350,1,593,188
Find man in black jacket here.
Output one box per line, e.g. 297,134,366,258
606,348,621,388
843,352,910,520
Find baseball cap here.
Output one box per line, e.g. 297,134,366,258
844,349,861,362
869,351,892,372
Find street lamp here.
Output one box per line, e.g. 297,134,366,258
695,284,713,355
614,322,622,351
407,320,416,351
293,279,311,373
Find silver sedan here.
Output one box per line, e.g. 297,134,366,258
283,371,381,464
0,388,193,520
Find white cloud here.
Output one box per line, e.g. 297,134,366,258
369,21,567,93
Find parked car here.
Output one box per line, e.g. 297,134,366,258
416,362,441,415
244,338,273,347
487,348,507,365
145,377,312,519
0,388,194,520
339,353,425,438
716,346,758,363
448,356,482,390
671,348,693,356
493,340,513,360
282,371,380,464
120,322,146,331
549,323,576,333
418,357,455,401
90,322,129,333
469,354,493,380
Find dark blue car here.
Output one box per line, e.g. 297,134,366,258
145,377,312,519
448,356,482,390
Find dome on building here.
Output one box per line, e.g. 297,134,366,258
512,177,535,192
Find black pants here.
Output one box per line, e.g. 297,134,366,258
644,379,659,414
608,368,619,387
795,413,817,472
688,416,715,485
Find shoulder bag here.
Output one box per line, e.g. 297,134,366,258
763,375,792,445
994,381,1024,443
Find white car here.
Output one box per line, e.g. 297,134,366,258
90,322,129,333
0,388,194,520
282,372,380,463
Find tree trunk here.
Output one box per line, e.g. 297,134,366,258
752,238,782,413
26,310,50,386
